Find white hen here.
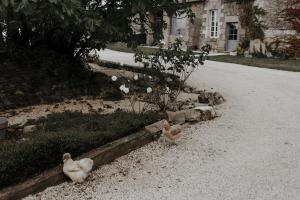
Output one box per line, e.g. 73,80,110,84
62,153,94,183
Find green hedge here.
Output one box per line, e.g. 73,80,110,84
0,111,161,189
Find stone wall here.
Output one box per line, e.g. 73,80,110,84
250,0,297,55
255,0,296,38
162,0,244,52
204,0,245,51
159,0,296,52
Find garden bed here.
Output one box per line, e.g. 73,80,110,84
0,111,161,190
0,120,163,200
88,61,182,93
0,49,124,111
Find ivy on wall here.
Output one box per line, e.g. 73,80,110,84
284,0,300,58
285,0,300,32
263,0,299,58
229,0,266,40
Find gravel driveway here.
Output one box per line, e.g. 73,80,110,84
25,50,300,200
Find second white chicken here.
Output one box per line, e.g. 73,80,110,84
62,153,94,183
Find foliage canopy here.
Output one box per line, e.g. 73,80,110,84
0,0,190,58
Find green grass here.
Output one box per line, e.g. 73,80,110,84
107,43,300,72
208,55,300,72
107,42,160,55
0,111,161,189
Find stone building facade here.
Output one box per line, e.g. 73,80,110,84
161,0,245,52
145,0,295,52
255,0,296,39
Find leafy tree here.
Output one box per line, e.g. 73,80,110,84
0,0,192,59
0,0,196,111
229,0,266,40
239,1,266,40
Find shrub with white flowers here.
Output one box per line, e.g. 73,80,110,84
110,40,210,112
111,76,118,81
146,87,152,93
120,85,129,94
111,73,154,113
134,39,211,111
166,87,171,94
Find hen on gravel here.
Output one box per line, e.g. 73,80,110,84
62,153,94,183
161,119,182,144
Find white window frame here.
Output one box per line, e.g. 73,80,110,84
210,10,219,38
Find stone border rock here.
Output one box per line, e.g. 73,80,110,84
197,90,225,106
0,117,8,140
0,120,164,200
166,105,217,124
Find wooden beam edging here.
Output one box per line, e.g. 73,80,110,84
0,120,164,200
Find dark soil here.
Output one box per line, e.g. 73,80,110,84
0,49,123,111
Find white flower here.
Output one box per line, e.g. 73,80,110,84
159,40,166,45
111,76,117,81
166,87,171,93
166,77,172,82
123,87,129,94
120,84,129,94
148,76,152,79
147,87,152,93
120,84,125,91
134,75,138,80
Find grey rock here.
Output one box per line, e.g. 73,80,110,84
194,106,216,121
167,109,202,123
145,120,164,133
166,111,186,124
0,117,8,140
23,125,37,134
197,90,225,105
184,109,202,122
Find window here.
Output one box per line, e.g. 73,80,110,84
228,23,238,40
210,10,218,38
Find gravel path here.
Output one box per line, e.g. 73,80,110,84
25,50,300,200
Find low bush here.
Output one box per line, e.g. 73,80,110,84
92,60,183,95
0,111,161,189
0,49,96,111
0,48,125,111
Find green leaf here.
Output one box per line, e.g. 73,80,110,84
49,0,58,4
1,0,9,7
15,0,29,12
